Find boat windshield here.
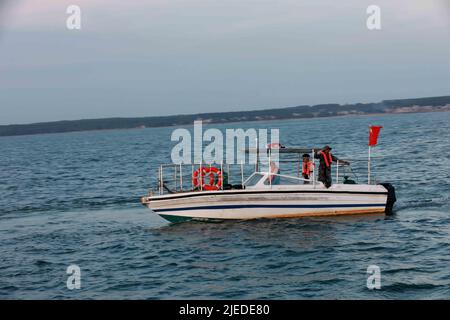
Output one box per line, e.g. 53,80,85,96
264,174,304,185
244,173,266,186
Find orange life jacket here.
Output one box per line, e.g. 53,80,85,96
320,151,333,167
302,161,312,175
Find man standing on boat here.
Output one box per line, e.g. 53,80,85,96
314,146,349,188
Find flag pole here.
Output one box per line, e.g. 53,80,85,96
368,145,371,185
368,125,382,185
368,125,371,185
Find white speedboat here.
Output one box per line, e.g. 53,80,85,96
141,147,396,223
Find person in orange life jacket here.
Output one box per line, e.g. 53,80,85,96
301,154,313,184
314,145,349,188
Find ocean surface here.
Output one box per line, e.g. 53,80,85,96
0,111,449,299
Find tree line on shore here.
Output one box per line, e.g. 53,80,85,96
1,95,449,137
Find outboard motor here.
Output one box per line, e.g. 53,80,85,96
379,183,396,215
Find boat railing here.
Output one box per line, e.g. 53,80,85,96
150,152,374,196
155,162,255,195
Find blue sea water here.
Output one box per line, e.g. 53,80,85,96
0,111,449,299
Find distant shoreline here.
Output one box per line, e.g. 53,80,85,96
1,108,449,140
0,95,449,137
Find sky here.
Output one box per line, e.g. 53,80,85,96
0,0,449,125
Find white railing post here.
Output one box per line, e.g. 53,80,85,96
191,164,194,190
240,160,244,187
209,162,212,190
179,164,183,191
159,165,163,195
174,165,177,191
220,161,224,190
336,160,339,184
200,161,203,191
269,149,272,188
255,137,259,173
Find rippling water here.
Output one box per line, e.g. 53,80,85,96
0,112,449,299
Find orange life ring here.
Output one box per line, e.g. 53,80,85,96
192,167,206,188
203,167,223,191
192,166,222,191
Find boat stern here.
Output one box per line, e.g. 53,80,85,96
378,183,397,214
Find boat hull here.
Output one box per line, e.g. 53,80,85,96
142,185,390,222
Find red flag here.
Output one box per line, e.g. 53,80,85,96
369,126,382,146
